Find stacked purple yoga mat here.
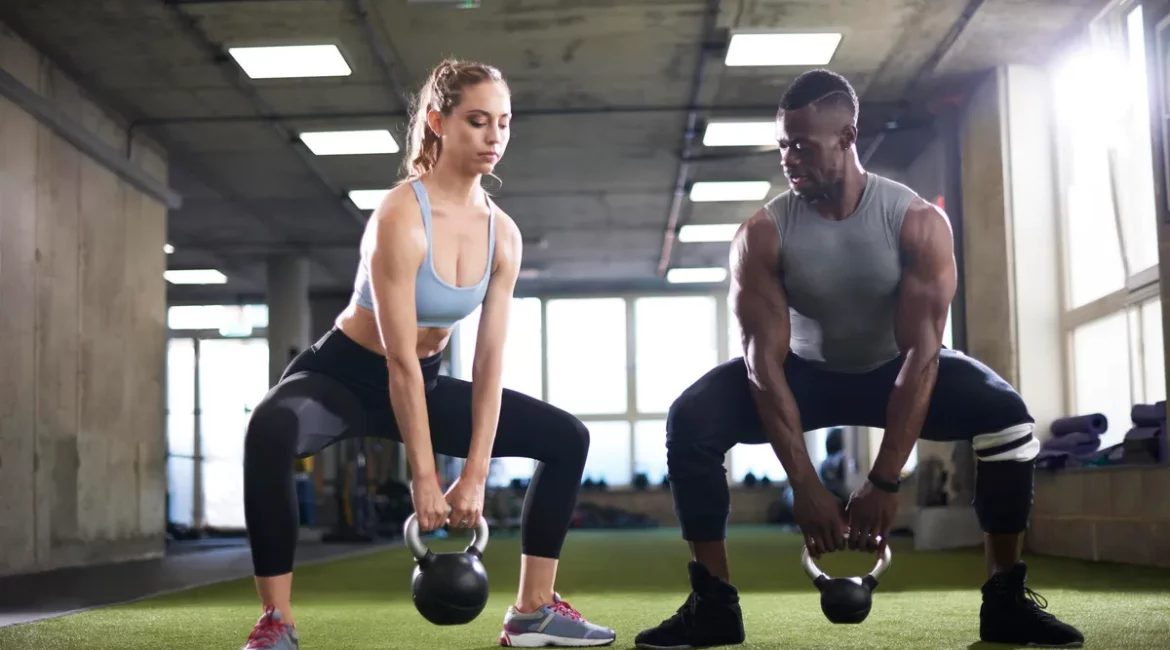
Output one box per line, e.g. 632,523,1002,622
1036,414,1108,470
1036,402,1167,470
1121,401,1167,465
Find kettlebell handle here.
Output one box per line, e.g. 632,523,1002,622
800,537,892,584
403,513,491,562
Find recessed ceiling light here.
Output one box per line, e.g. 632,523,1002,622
165,269,228,285
689,181,771,202
667,267,729,284
725,32,843,67
678,223,741,243
228,44,352,79
703,121,777,147
348,189,391,210
300,130,400,155
164,243,175,254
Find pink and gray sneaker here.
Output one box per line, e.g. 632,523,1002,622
242,606,299,650
498,594,616,647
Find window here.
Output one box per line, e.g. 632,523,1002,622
730,443,786,482
1072,311,1133,449
486,458,536,488
633,419,669,484
1055,1,1164,447
1052,3,1157,308
728,295,742,358
167,456,195,527
168,304,268,334
635,296,719,413
546,298,628,415
582,420,632,486
167,338,196,458
1139,299,1166,403
455,298,543,399
198,338,269,529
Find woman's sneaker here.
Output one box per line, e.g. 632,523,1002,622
499,594,616,647
242,606,299,650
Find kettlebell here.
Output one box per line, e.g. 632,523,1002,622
801,540,892,624
403,513,491,625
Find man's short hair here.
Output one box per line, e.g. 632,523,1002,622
778,69,858,123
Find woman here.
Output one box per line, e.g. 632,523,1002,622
239,59,616,649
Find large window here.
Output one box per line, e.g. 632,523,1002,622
583,421,633,486
198,338,269,529
1053,1,1164,450
546,298,628,415
635,296,718,413
455,298,543,399
165,332,268,531
633,420,669,484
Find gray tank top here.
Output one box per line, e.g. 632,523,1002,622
763,173,919,373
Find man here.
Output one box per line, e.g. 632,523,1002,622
634,69,1084,649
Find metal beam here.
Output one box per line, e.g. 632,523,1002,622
164,1,368,228
860,0,986,166
0,67,183,210
348,0,414,110
656,0,725,277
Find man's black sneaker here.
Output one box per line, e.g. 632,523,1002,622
979,562,1084,648
634,562,745,649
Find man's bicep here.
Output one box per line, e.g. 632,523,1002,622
897,203,957,347
731,217,789,355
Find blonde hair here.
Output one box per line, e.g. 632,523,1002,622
402,58,508,182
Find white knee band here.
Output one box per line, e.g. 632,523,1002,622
972,423,1040,462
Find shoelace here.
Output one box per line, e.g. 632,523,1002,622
551,599,584,622
246,610,287,648
1019,586,1057,621
660,592,699,628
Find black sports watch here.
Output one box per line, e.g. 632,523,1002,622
868,472,901,494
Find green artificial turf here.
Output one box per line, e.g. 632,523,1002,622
3,526,1169,649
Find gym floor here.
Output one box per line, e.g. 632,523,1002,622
2,526,1168,650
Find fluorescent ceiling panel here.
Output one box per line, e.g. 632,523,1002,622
678,223,741,243
689,181,771,202
165,269,227,285
348,189,391,210
228,44,352,79
667,267,729,284
301,129,400,155
703,121,777,147
725,32,843,66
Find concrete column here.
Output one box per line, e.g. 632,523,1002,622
267,255,311,388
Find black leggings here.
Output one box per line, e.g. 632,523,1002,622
244,327,590,577
666,349,1037,542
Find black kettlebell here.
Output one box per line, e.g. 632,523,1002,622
404,513,491,625
801,541,893,624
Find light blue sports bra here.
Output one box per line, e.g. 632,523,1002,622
351,180,495,328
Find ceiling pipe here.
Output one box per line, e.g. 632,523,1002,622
860,0,986,166
129,102,793,127
163,1,368,228
656,0,725,277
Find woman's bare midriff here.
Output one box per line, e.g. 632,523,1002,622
333,300,453,360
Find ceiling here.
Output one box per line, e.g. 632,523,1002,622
0,0,1110,303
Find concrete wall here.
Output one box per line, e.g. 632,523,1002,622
0,23,169,577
